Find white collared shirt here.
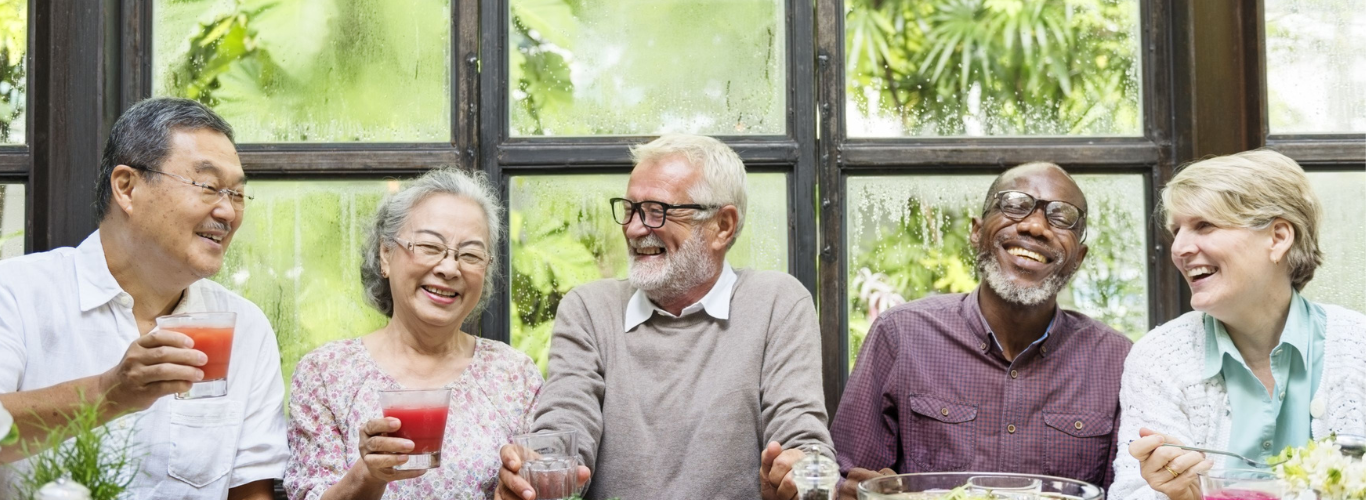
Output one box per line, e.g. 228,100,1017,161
624,262,737,332
0,231,288,499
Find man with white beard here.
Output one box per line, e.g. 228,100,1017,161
495,134,832,500
830,162,1133,499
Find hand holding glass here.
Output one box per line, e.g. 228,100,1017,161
512,430,580,500
377,388,451,471
155,312,236,399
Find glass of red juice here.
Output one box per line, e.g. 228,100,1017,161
155,312,236,399
1200,469,1285,500
378,388,451,470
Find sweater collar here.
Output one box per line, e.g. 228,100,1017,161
624,262,736,332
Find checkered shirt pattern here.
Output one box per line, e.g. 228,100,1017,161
831,289,1133,489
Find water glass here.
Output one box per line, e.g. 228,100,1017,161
378,388,452,470
513,430,580,500
1200,469,1285,500
156,312,236,399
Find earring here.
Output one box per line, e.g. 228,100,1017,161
381,269,389,278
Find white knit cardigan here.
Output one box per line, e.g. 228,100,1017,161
1110,304,1366,500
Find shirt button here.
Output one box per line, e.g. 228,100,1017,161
1280,391,1287,400
1041,345,1048,354
979,342,987,350
1273,348,1283,356
1009,370,1018,379
1074,421,1084,430
940,408,949,416
1007,424,1017,434
1262,441,1272,450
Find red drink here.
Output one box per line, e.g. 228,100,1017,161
1204,489,1282,500
179,326,235,380
383,406,449,453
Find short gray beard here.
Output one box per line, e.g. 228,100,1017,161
976,245,1075,307
628,228,717,303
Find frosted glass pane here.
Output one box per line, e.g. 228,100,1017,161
509,0,785,136
846,0,1141,137
154,0,450,142
1265,0,1366,133
1301,172,1366,312
846,174,1148,369
509,173,788,372
0,0,25,144
213,181,392,394
0,183,22,258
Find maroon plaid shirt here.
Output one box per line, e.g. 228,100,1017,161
831,289,1132,489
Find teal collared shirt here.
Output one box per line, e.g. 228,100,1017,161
1202,291,1326,465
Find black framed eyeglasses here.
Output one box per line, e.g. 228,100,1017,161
130,165,253,210
986,190,1087,232
609,198,717,229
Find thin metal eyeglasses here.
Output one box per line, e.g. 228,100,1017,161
392,236,490,268
609,198,718,229
130,165,252,210
986,190,1087,231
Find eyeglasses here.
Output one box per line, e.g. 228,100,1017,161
392,237,490,269
609,198,717,229
986,190,1086,231
132,165,252,210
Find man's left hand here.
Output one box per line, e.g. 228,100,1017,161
839,467,896,500
760,441,806,500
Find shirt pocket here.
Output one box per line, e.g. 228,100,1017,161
166,398,245,488
1041,411,1113,484
905,394,977,472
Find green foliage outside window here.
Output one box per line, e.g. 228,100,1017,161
0,0,25,144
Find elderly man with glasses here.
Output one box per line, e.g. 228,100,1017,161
0,98,286,499
496,134,832,500
831,162,1133,498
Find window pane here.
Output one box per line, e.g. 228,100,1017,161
509,173,788,372
0,183,21,258
1264,0,1366,133
509,0,785,136
154,0,450,142
0,0,25,144
846,174,1148,369
1301,171,1365,312
845,0,1141,137
213,181,391,395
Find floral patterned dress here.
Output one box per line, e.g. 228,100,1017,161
285,337,542,500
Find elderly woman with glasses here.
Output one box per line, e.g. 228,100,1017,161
1110,150,1366,500
284,168,541,500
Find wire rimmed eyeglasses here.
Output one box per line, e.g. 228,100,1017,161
392,236,491,268
609,198,718,229
129,164,252,210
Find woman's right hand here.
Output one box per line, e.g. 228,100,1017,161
354,417,427,485
1128,427,1213,500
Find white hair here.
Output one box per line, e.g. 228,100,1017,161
629,134,748,246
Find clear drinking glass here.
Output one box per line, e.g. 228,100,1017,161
1199,469,1285,500
156,312,236,399
858,472,1102,500
377,388,452,470
512,430,580,500
792,444,839,500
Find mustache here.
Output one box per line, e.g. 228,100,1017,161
993,234,1063,262
629,234,664,251
196,221,231,234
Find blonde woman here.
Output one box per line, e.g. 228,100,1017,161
1110,150,1366,500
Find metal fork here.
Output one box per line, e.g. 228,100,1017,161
1160,443,1268,468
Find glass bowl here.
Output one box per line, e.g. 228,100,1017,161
858,472,1104,500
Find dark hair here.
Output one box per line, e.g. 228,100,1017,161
96,97,235,221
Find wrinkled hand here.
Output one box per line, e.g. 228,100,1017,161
761,441,807,500
1129,427,1212,500
495,444,591,500
353,417,427,485
839,467,895,500
99,329,206,412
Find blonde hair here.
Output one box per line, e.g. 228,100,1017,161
1160,149,1323,291
630,134,748,244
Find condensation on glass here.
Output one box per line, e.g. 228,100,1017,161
1264,0,1366,134
0,0,25,144
508,173,789,372
212,181,391,395
845,174,1148,369
0,183,22,259
1301,172,1365,313
153,0,451,142
845,0,1142,137
508,0,786,136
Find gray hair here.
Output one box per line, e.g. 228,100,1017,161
629,134,748,246
97,97,235,221
360,168,504,317
1161,149,1323,291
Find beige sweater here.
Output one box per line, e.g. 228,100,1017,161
532,269,833,500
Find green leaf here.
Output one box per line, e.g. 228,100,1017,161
1,423,16,446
